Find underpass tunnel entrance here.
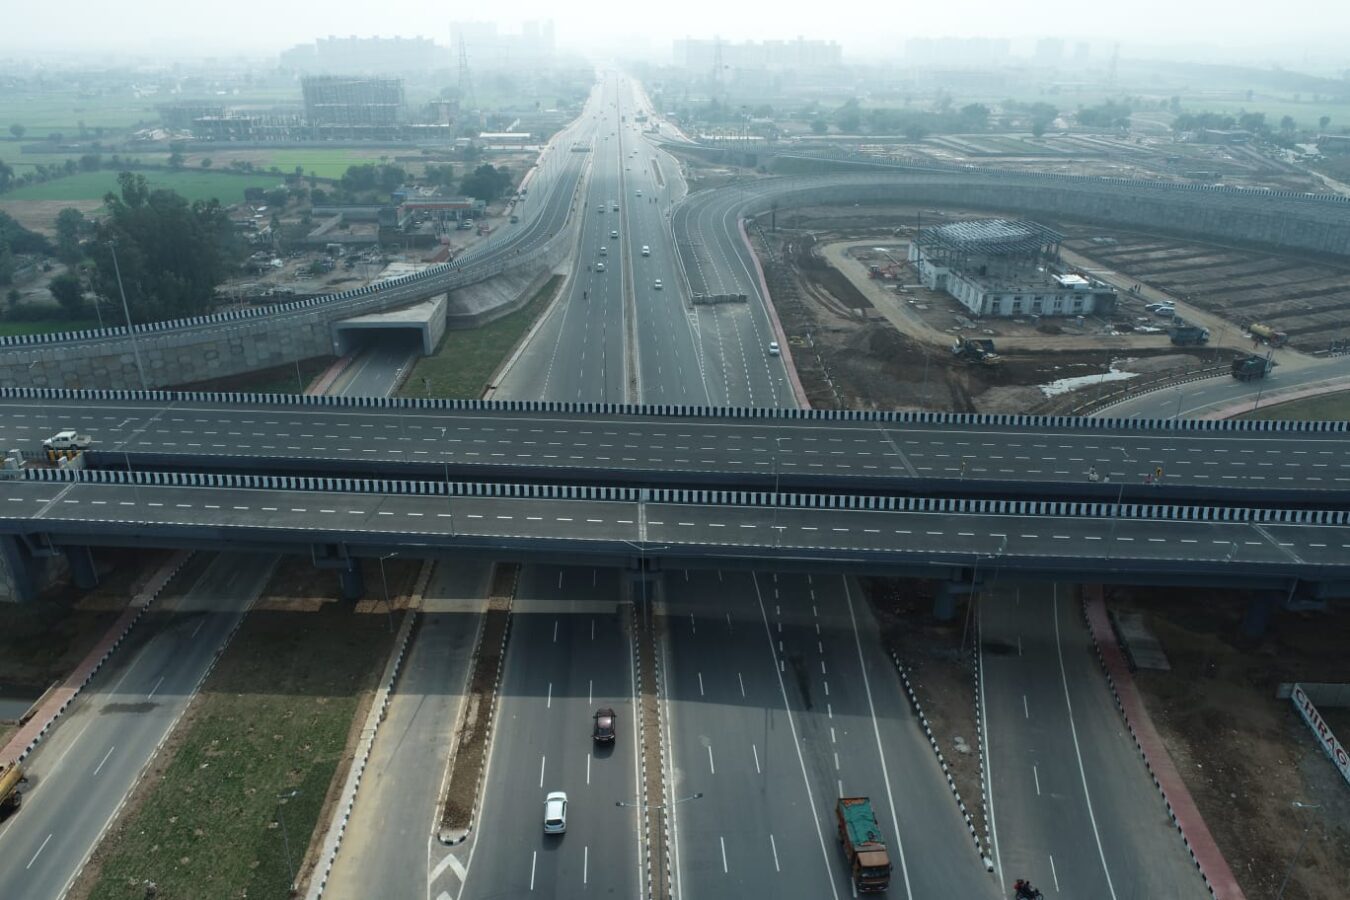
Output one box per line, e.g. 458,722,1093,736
333,294,448,357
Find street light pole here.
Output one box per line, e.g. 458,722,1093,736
1275,801,1321,899
275,789,301,895
107,241,147,391
377,552,398,632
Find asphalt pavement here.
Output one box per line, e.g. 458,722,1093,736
981,582,1210,898
0,553,273,900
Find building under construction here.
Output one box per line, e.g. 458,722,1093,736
908,218,1116,318
301,76,405,139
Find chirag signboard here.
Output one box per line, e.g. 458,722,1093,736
1290,683,1350,788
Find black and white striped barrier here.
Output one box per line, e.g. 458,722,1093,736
4,386,1348,434
25,467,1350,526
308,563,429,900
889,649,992,871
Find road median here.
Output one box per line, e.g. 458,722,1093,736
437,563,519,843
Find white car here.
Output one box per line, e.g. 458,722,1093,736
768,341,781,356
595,261,606,272
641,245,650,257
636,189,642,197
654,279,663,290
611,230,619,239
544,791,568,833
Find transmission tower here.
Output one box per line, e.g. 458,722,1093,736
458,37,477,111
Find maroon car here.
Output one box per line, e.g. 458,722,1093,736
592,707,616,743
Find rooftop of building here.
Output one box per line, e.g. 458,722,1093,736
918,218,1063,256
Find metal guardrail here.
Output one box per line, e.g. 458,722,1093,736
21,466,1350,525
3,387,1347,434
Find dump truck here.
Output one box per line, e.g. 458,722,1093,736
836,797,892,893
1169,323,1210,346
1249,323,1288,347
0,761,25,815
1231,353,1274,381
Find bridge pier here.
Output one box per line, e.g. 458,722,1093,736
338,560,366,602
64,546,99,591
1241,591,1281,638
621,562,664,626
933,582,962,621
0,535,44,603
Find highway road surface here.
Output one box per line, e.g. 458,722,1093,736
0,553,274,900
324,560,491,900
1103,353,1350,420
981,582,1209,898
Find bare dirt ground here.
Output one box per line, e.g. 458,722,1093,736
1107,586,1350,900
440,564,518,832
863,578,986,853
0,199,104,235
749,222,1212,413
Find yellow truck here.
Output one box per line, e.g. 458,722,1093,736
0,760,25,815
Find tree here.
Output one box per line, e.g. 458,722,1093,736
1280,115,1297,133
835,97,862,134
79,153,102,172
48,273,84,315
263,188,288,209
424,163,456,189
8,124,24,140
167,143,186,169
460,164,513,203
959,103,991,130
200,157,213,168
6,288,18,307
87,172,240,324
0,248,13,286
1320,115,1332,131
55,208,86,265
809,117,828,135
0,159,12,192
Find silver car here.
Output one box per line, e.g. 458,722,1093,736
543,791,568,833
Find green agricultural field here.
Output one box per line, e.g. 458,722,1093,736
1241,391,1350,421
251,148,401,179
0,170,285,205
0,93,159,133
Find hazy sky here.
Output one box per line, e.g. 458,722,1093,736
7,0,1349,61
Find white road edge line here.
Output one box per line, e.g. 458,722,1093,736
978,601,1005,886
1053,586,1119,900
751,572,840,900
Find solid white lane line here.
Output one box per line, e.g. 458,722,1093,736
93,745,115,776
27,833,53,869
584,845,589,884
1053,587,1118,900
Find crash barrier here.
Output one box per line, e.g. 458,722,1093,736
0,161,586,350
23,467,1350,526
4,387,1348,434
690,292,748,305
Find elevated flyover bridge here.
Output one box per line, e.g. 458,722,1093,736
3,466,1350,605
4,389,1350,508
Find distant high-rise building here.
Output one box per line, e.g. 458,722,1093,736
1035,38,1065,65
279,35,443,74
672,37,842,72
905,37,1012,67
449,20,555,69
1073,41,1091,63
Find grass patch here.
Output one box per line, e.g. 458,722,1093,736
399,274,563,399
79,557,417,900
0,170,283,204
1240,390,1350,421
246,148,397,180
0,318,100,337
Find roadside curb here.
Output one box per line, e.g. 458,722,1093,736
306,355,356,397
970,611,996,872
738,217,811,408
1081,587,1246,900
887,647,992,870
0,549,193,769
305,560,433,900
1200,377,1350,420
436,564,518,846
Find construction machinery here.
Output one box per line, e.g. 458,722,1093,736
836,797,892,893
953,336,1000,366
1248,323,1288,347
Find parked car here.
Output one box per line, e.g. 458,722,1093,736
543,791,568,833
592,708,616,743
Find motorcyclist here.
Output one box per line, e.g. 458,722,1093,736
1013,879,1041,899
